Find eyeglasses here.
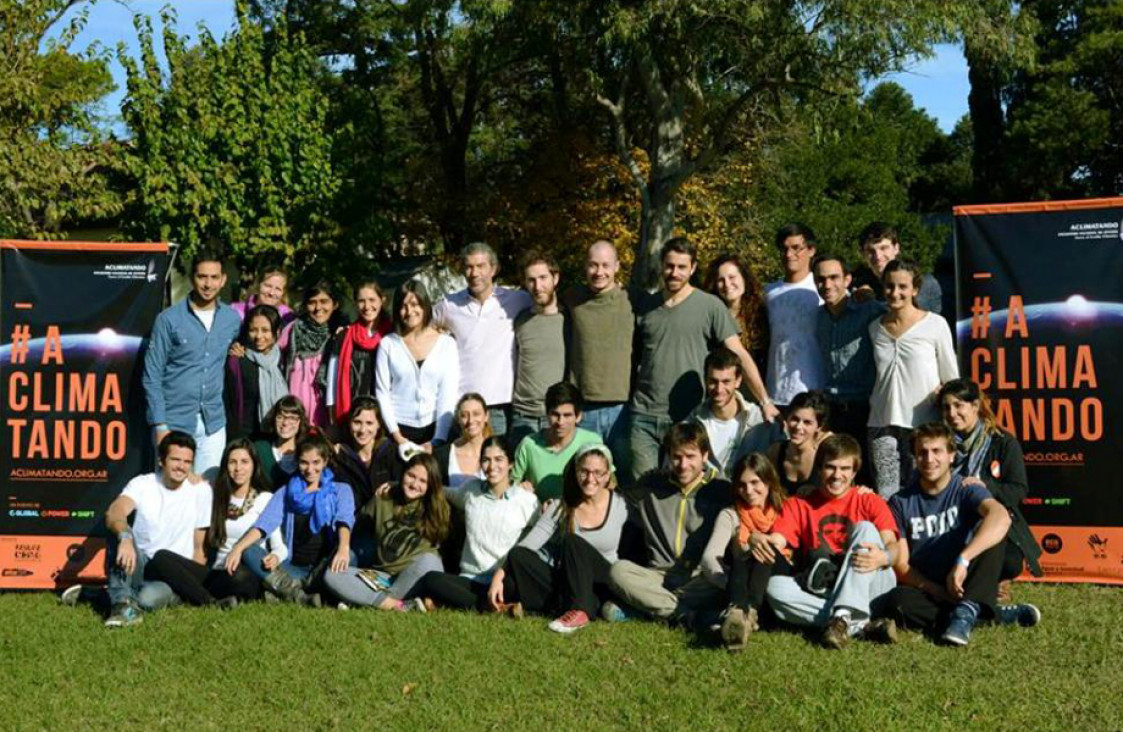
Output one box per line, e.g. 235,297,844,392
277,413,302,424
577,468,610,481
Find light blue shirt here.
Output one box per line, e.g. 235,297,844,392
142,298,241,433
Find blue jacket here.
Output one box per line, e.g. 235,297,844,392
143,298,241,434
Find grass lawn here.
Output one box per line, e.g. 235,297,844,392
1,582,1119,731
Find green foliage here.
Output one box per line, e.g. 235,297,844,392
2,584,1121,730
0,0,120,238
117,2,345,282
748,82,957,277
1000,0,1123,199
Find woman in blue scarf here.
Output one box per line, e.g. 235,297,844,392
225,434,355,604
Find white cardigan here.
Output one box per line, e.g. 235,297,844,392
868,311,959,429
375,332,460,441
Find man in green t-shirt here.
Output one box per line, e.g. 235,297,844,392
511,382,602,501
628,238,778,482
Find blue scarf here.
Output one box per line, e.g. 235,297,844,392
284,467,339,535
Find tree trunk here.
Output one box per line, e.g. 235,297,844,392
636,186,676,292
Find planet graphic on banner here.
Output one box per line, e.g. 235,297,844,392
956,297,1123,341
0,330,142,366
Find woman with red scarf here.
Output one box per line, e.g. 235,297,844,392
325,281,393,426
700,452,790,652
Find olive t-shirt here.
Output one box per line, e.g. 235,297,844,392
513,309,566,417
630,289,739,421
563,285,634,403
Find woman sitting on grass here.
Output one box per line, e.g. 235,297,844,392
700,452,789,652
939,377,1043,598
142,438,288,608
254,396,311,491
413,437,538,612
331,396,396,509
323,452,450,611
487,444,636,634
767,390,832,496
225,435,355,606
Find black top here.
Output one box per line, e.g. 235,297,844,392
224,355,263,441
778,440,817,497
977,431,1043,576
331,441,396,508
290,513,328,568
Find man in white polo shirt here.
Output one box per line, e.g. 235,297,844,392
434,242,531,438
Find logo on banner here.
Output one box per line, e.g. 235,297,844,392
1057,220,1121,242
93,260,160,281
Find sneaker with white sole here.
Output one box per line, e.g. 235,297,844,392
59,584,83,607
548,609,590,634
104,601,143,628
995,603,1041,627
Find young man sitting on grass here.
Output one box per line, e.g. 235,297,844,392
607,422,730,628
879,422,1041,646
77,431,214,627
761,434,900,649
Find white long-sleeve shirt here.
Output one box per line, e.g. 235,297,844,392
212,491,288,568
375,332,460,441
445,479,539,580
868,311,959,429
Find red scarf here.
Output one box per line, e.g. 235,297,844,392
736,501,778,546
334,318,391,423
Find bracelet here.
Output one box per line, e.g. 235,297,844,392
956,555,970,568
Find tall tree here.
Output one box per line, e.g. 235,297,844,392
0,0,118,237
117,3,344,282
576,0,998,289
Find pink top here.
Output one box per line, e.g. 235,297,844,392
278,320,329,427
232,296,296,324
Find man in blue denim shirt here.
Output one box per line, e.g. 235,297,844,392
142,250,241,480
813,254,884,484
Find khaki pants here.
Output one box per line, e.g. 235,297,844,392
608,560,726,619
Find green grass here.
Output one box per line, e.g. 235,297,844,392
1,583,1119,731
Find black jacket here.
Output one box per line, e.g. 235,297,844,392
980,432,1043,577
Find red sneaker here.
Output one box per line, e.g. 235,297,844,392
548,609,590,634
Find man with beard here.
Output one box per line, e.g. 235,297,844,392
509,251,566,449
143,248,241,480
629,238,777,481
761,434,901,648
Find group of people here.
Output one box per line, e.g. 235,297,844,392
71,224,1045,650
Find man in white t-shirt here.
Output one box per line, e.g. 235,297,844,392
765,223,825,409
100,431,212,627
432,242,532,438
687,347,778,478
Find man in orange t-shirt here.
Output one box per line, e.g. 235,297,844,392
758,434,900,649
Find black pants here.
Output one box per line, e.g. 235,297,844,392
726,553,774,610
876,542,1004,632
827,398,873,487
556,534,613,617
145,550,261,605
415,571,496,612
1000,540,1025,581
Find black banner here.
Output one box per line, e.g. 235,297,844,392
1,241,168,589
954,199,1123,584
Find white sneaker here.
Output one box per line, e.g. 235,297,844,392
59,584,83,606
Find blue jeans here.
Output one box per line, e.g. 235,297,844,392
241,543,313,582
628,412,674,483
488,404,511,438
583,402,629,479
509,413,547,451
105,535,180,610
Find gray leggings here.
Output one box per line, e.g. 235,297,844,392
322,553,443,607
867,426,915,499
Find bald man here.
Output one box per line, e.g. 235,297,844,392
561,241,634,468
